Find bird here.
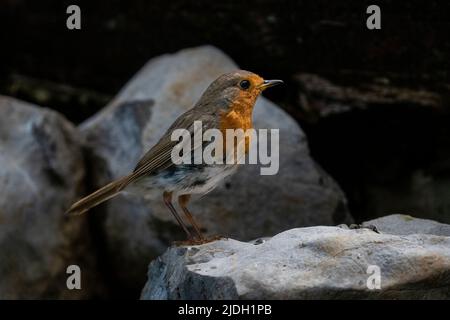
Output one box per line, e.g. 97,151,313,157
66,70,283,242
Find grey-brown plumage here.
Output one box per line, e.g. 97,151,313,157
66,70,283,241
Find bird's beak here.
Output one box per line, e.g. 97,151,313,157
258,79,284,90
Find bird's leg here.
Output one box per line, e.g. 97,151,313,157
178,194,204,240
163,191,194,239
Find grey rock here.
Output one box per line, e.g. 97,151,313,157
364,214,450,237
80,46,352,289
141,225,450,299
0,96,93,299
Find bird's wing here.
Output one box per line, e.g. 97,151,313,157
119,109,217,188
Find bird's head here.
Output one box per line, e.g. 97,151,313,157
197,70,283,112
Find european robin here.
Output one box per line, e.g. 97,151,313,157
66,70,283,242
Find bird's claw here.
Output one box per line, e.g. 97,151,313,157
348,223,380,233
173,235,225,246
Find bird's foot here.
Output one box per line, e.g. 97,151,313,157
348,223,380,233
173,235,226,246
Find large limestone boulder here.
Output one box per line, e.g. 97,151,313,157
141,221,450,299
0,96,94,299
80,46,352,292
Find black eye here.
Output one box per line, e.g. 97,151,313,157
239,80,251,90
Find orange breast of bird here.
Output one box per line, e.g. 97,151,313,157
219,100,254,162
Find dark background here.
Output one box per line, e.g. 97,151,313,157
1,0,450,222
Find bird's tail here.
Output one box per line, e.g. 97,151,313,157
66,176,128,215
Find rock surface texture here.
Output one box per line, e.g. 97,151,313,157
80,46,352,290
364,214,450,237
141,215,450,299
0,96,92,299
